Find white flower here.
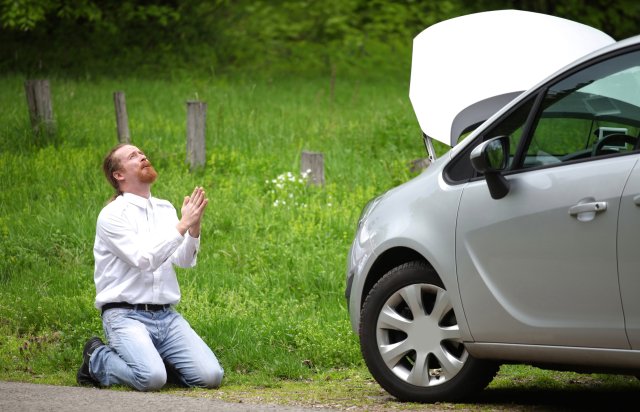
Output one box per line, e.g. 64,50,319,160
267,170,318,208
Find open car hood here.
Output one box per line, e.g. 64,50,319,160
409,10,615,147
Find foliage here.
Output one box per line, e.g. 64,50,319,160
461,0,640,41
4,1,639,78
0,0,178,31
0,0,461,78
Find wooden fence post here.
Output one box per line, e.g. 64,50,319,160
186,101,207,170
409,157,431,173
301,151,324,187
24,79,56,139
113,91,130,143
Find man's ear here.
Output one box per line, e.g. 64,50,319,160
113,170,125,182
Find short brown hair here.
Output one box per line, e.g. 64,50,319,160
102,143,127,202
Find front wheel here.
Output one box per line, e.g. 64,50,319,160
359,261,498,402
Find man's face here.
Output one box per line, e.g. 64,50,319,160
113,145,158,185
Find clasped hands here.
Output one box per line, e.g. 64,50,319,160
177,186,208,237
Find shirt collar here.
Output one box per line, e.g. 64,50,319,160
122,192,154,209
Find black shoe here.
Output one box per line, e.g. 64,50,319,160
76,336,104,386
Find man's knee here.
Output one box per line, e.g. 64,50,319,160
189,364,224,389
202,366,224,389
134,364,167,391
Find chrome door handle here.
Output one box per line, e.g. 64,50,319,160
569,200,607,222
569,201,608,215
633,195,640,205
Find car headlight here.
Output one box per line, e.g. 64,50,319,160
346,196,383,304
355,195,383,245
358,196,382,229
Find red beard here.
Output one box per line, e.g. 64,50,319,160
139,165,158,183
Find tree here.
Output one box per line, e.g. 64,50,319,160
460,0,640,40
0,0,180,31
2,0,638,77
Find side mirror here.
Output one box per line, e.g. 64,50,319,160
470,136,510,199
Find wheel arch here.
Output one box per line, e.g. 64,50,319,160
356,243,472,343
360,247,431,313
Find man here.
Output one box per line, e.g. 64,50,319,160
77,143,223,391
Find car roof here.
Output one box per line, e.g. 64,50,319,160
409,10,615,147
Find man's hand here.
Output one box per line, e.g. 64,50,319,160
176,186,208,237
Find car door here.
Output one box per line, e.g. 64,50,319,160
454,48,640,349
618,160,640,349
457,156,633,348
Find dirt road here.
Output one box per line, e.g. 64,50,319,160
4,378,640,411
0,381,331,412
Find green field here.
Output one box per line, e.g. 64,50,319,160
0,72,427,385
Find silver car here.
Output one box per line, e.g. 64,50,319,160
345,10,640,402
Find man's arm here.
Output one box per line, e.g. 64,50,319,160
97,206,184,272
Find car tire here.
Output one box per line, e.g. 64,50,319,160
359,260,498,402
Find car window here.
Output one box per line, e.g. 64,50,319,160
445,49,640,182
479,97,536,169
444,97,536,183
521,50,640,169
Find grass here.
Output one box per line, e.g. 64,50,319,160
173,365,639,410
1,71,639,409
0,71,424,383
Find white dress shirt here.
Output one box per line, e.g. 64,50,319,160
93,193,200,309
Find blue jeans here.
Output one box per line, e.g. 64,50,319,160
90,307,223,391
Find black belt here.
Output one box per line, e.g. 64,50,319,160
101,302,171,315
